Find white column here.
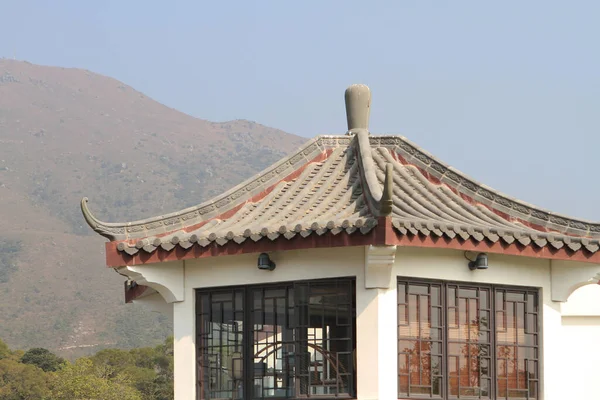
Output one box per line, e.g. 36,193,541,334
356,245,398,400
377,287,398,399
173,293,195,399
356,286,379,399
356,286,398,400
540,301,564,400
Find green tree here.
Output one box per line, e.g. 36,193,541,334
0,340,10,361
90,337,174,400
128,347,156,370
150,337,174,400
90,348,134,379
122,366,159,400
21,348,65,372
0,358,50,400
49,358,141,400
0,336,174,400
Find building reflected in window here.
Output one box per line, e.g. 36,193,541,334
197,279,356,400
398,280,538,400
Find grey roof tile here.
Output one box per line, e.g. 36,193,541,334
82,85,600,258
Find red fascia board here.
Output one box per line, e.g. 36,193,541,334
105,217,600,267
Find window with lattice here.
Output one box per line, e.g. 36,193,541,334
398,279,539,400
196,278,356,400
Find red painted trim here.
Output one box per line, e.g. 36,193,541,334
124,282,151,303
106,219,388,267
387,231,599,262
104,216,600,267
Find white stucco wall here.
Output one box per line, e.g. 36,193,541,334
180,247,367,400
560,284,600,400
129,245,600,400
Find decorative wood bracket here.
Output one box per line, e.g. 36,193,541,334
365,245,397,289
550,260,600,302
117,262,184,303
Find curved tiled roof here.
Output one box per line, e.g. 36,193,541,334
82,85,600,259
82,132,600,257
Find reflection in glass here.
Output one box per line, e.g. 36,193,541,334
197,290,245,400
197,280,355,399
398,281,539,400
495,289,539,399
447,286,491,398
398,282,443,398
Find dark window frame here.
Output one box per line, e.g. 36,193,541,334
196,277,357,400
397,277,540,400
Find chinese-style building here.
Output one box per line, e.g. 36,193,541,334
82,84,600,400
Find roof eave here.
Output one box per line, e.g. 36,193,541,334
81,135,352,242
390,135,600,237
104,216,600,268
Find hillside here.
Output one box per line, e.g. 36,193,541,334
0,59,306,357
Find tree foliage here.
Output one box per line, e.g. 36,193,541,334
0,358,49,399
0,340,10,361
49,358,141,400
21,348,66,372
0,336,174,399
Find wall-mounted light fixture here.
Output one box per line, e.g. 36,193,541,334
125,280,138,290
257,253,276,271
465,251,488,271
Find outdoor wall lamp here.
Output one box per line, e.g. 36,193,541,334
257,253,276,271
465,252,488,271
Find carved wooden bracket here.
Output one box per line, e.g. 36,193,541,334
551,260,600,302
118,262,184,303
365,245,397,289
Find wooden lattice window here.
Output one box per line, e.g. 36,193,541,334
196,278,356,400
398,279,539,400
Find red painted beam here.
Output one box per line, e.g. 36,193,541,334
124,281,151,303
104,217,600,267
106,217,389,267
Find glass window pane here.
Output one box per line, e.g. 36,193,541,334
480,290,489,310
397,281,443,398
458,288,478,298
252,285,295,399
197,279,357,400
431,286,441,307
397,281,539,400
295,280,355,397
495,288,539,399
447,286,490,399
448,286,456,306
196,289,245,400
409,284,430,295
398,283,407,304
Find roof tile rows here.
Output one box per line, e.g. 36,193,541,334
82,134,600,257
82,84,600,260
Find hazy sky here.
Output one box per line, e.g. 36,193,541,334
1,1,599,219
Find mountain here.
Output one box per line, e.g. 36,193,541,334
0,59,306,358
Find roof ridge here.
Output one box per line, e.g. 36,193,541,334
353,130,394,217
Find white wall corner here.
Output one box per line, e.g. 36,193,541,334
118,261,184,303
365,245,397,289
550,260,600,302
